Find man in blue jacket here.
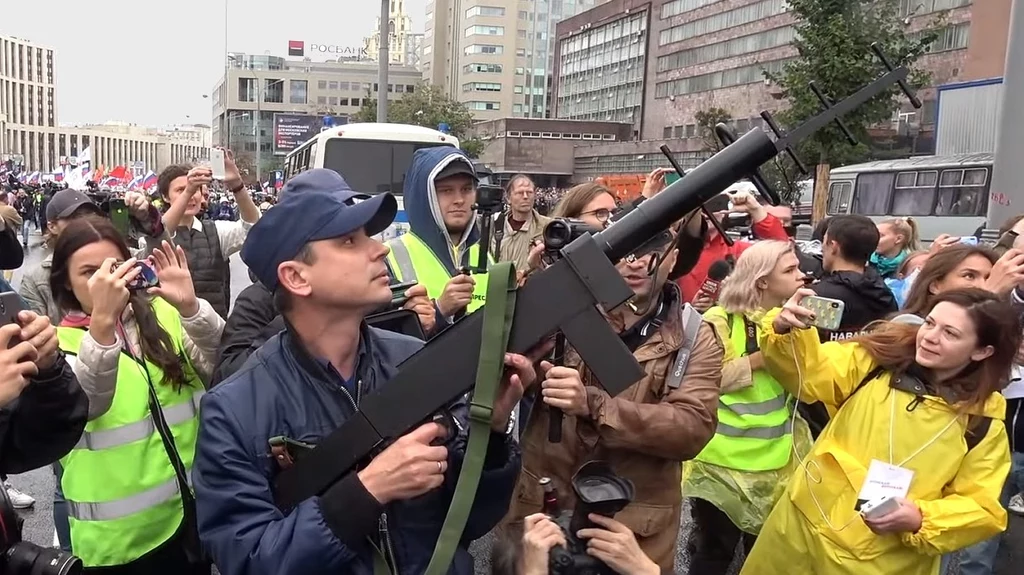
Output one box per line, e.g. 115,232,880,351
192,169,533,575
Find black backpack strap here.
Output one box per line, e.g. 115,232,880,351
964,415,992,452
491,211,506,260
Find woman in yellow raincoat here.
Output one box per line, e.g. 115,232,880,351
683,240,813,573
742,287,1016,575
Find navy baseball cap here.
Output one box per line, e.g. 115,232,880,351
241,169,397,291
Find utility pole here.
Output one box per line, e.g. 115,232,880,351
987,0,1024,232
377,0,390,123
255,85,262,184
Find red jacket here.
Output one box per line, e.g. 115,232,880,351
677,215,790,302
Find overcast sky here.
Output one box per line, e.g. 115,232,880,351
2,0,427,128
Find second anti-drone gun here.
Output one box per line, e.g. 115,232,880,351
273,43,922,514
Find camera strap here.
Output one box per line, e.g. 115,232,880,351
492,211,506,260
423,261,518,575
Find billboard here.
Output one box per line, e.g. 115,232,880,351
272,113,348,155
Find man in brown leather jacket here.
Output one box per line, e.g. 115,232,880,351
503,236,724,570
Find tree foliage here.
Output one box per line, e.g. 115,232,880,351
768,0,936,166
694,107,733,153
353,81,483,157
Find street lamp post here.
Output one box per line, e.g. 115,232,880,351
254,78,285,184
377,0,389,122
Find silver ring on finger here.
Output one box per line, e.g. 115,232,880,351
437,461,444,474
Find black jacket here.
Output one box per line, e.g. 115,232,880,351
0,355,89,474
210,281,282,387
1008,396,1023,455
810,268,898,342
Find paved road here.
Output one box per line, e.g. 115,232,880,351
5,231,1023,573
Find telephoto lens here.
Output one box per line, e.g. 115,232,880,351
0,485,82,575
4,543,83,575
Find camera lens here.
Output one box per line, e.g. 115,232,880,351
5,542,83,575
543,220,572,251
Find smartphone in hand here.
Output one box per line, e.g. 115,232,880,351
210,148,227,181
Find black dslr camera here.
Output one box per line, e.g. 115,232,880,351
0,487,82,574
549,461,635,575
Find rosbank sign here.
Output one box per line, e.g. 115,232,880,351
288,41,367,58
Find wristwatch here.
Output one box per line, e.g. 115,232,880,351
228,182,246,195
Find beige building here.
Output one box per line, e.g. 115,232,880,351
57,123,209,173
422,0,607,121
210,53,421,172
0,34,58,172
365,0,424,69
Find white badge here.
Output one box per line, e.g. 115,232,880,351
857,459,914,509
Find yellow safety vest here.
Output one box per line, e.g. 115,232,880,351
57,298,204,567
694,311,793,472
386,232,490,313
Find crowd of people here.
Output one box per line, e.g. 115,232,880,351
0,150,1019,575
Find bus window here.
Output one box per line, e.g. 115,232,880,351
827,182,852,213
891,170,937,215
322,139,454,195
936,168,988,216
852,173,894,215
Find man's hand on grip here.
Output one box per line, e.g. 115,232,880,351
357,422,449,505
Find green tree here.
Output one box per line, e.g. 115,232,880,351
694,107,733,154
353,81,481,155
767,0,936,219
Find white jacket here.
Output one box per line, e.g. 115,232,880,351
67,298,225,420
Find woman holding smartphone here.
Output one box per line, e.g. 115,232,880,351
741,287,1016,575
48,217,224,574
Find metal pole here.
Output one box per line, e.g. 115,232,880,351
255,82,262,184
377,0,390,122
987,0,1024,233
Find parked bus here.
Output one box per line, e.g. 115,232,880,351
826,153,993,242
284,123,460,238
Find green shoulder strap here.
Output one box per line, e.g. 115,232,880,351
424,261,518,575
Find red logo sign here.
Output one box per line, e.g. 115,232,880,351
288,40,304,57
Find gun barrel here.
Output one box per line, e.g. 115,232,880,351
593,129,777,263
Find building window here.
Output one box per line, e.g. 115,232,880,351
237,77,257,102
463,82,502,92
329,81,339,90
465,44,504,55
899,0,970,18
657,26,796,72
912,22,971,52
264,79,285,103
340,98,349,106
352,98,361,106
318,80,327,89
289,80,308,104
465,63,503,73
655,58,791,98
329,97,338,106
516,48,527,57
660,0,719,19
466,25,504,36
466,5,505,17
406,84,415,93
317,96,327,104
466,101,501,111
660,0,788,46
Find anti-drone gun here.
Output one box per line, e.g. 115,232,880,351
273,43,921,511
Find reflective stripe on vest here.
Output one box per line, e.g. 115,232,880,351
694,310,793,472
57,298,203,567
73,391,204,451
386,232,490,312
67,472,190,522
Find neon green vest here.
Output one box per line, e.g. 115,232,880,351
386,232,490,313
695,310,793,472
57,298,204,567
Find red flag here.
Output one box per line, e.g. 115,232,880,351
108,165,129,181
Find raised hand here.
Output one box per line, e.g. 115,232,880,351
148,241,199,317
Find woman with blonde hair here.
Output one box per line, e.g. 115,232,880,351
684,240,812,573
872,217,921,279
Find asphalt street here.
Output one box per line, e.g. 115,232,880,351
5,229,1022,573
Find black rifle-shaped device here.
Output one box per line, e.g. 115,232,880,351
274,44,921,509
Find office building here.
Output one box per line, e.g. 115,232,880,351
210,52,421,170
56,123,210,173
551,0,1002,176
422,0,607,121
365,0,425,68
0,34,57,172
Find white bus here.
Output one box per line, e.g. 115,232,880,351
826,153,993,242
283,123,461,239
